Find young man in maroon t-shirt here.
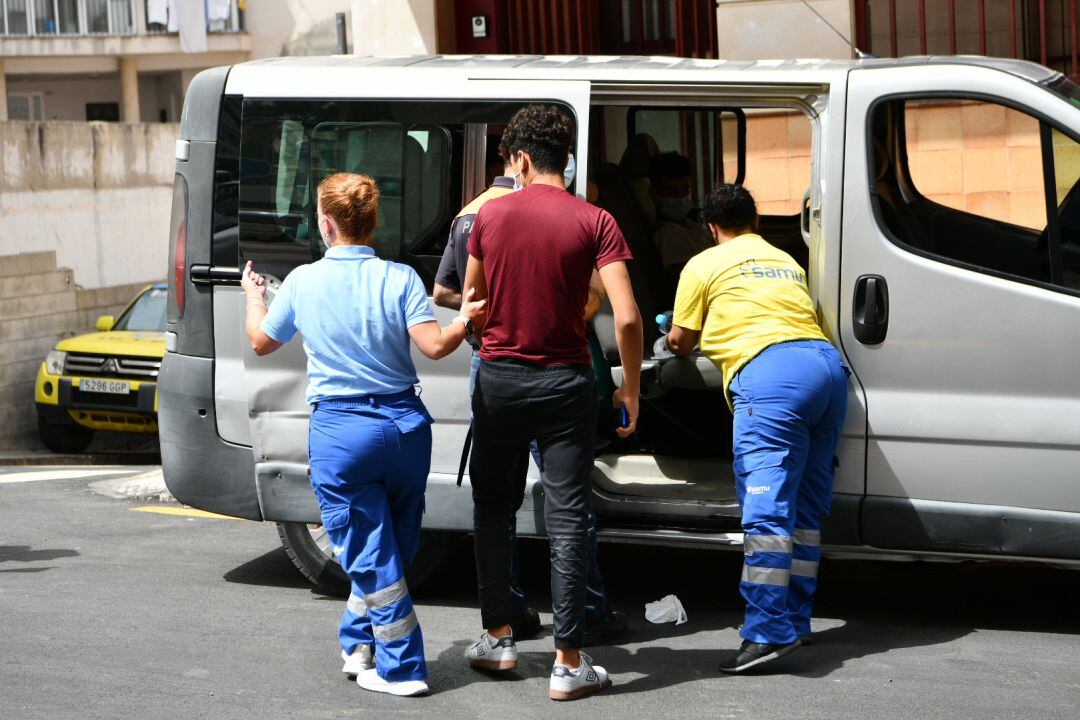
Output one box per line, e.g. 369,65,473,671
461,105,643,701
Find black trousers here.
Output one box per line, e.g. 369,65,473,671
470,359,597,650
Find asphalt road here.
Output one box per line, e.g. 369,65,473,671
3,466,1080,720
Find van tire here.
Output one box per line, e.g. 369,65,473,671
37,416,94,454
276,521,463,598
276,521,350,597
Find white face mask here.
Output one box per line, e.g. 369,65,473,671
511,153,526,191
564,153,576,188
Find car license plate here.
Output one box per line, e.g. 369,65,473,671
81,378,130,395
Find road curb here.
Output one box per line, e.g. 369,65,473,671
0,452,161,467
88,468,174,503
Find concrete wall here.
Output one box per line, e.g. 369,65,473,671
715,0,855,60
349,0,455,55
249,0,354,58
0,251,152,450
0,120,177,290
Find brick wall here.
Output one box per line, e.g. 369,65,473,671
0,250,159,451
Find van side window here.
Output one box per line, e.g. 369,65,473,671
236,99,561,287
869,97,1080,293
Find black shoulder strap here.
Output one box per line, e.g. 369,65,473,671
457,423,473,487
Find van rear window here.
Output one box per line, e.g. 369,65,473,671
235,99,568,286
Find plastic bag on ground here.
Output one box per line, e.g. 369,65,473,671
644,594,688,625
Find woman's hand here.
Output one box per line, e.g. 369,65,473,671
459,287,487,327
241,260,266,303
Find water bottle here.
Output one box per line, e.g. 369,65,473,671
652,311,675,359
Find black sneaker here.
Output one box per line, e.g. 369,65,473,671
584,608,629,645
510,607,543,641
718,639,802,674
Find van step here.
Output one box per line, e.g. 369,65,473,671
593,453,736,503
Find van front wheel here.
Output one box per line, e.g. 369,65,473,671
276,522,462,598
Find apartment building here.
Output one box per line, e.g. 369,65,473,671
0,0,350,122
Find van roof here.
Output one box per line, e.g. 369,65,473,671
232,53,1060,85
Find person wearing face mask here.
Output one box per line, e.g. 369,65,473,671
434,144,628,647
649,152,715,274
241,173,486,698
461,105,643,701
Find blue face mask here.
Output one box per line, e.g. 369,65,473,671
660,197,693,222
564,153,577,189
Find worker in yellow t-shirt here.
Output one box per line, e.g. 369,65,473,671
662,184,849,674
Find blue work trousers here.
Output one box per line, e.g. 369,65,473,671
729,340,849,646
469,352,609,623
307,391,431,682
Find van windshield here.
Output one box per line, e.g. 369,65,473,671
114,288,167,332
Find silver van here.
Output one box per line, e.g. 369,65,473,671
160,55,1080,593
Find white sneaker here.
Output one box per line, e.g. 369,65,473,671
465,632,518,671
548,652,611,701
356,668,429,697
341,645,374,678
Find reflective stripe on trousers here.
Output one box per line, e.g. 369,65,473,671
729,340,848,646
309,398,431,683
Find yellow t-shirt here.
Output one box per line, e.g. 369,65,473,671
672,233,828,410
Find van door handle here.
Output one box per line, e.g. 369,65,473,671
852,274,889,345
190,265,242,286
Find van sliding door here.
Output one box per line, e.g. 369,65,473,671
229,75,591,524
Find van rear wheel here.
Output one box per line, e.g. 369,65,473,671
37,415,94,454
276,522,462,598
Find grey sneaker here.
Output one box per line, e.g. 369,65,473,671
341,645,374,678
465,632,518,671
548,652,611,701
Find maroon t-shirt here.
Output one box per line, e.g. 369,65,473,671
467,183,633,366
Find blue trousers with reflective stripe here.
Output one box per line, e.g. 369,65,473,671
307,392,431,682
729,340,848,646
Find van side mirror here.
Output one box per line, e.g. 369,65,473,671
96,315,115,332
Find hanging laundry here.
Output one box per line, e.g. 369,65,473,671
166,0,179,32
177,0,208,52
207,0,230,22
147,0,168,26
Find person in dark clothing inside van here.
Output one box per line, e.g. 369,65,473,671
460,105,643,701
650,151,715,274
433,144,628,647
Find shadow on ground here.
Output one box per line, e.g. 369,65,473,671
223,546,316,591
222,532,1080,695
0,545,80,568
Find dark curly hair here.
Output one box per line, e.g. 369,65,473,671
701,183,758,234
499,105,574,175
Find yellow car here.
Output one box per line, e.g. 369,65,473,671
35,284,166,453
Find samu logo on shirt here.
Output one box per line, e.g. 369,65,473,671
739,260,806,285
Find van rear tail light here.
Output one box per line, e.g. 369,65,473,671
173,219,186,315
167,174,189,323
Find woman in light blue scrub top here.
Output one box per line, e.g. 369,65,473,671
242,172,485,698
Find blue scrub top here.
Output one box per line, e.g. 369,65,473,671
261,244,436,405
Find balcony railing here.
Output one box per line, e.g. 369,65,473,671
0,0,241,37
